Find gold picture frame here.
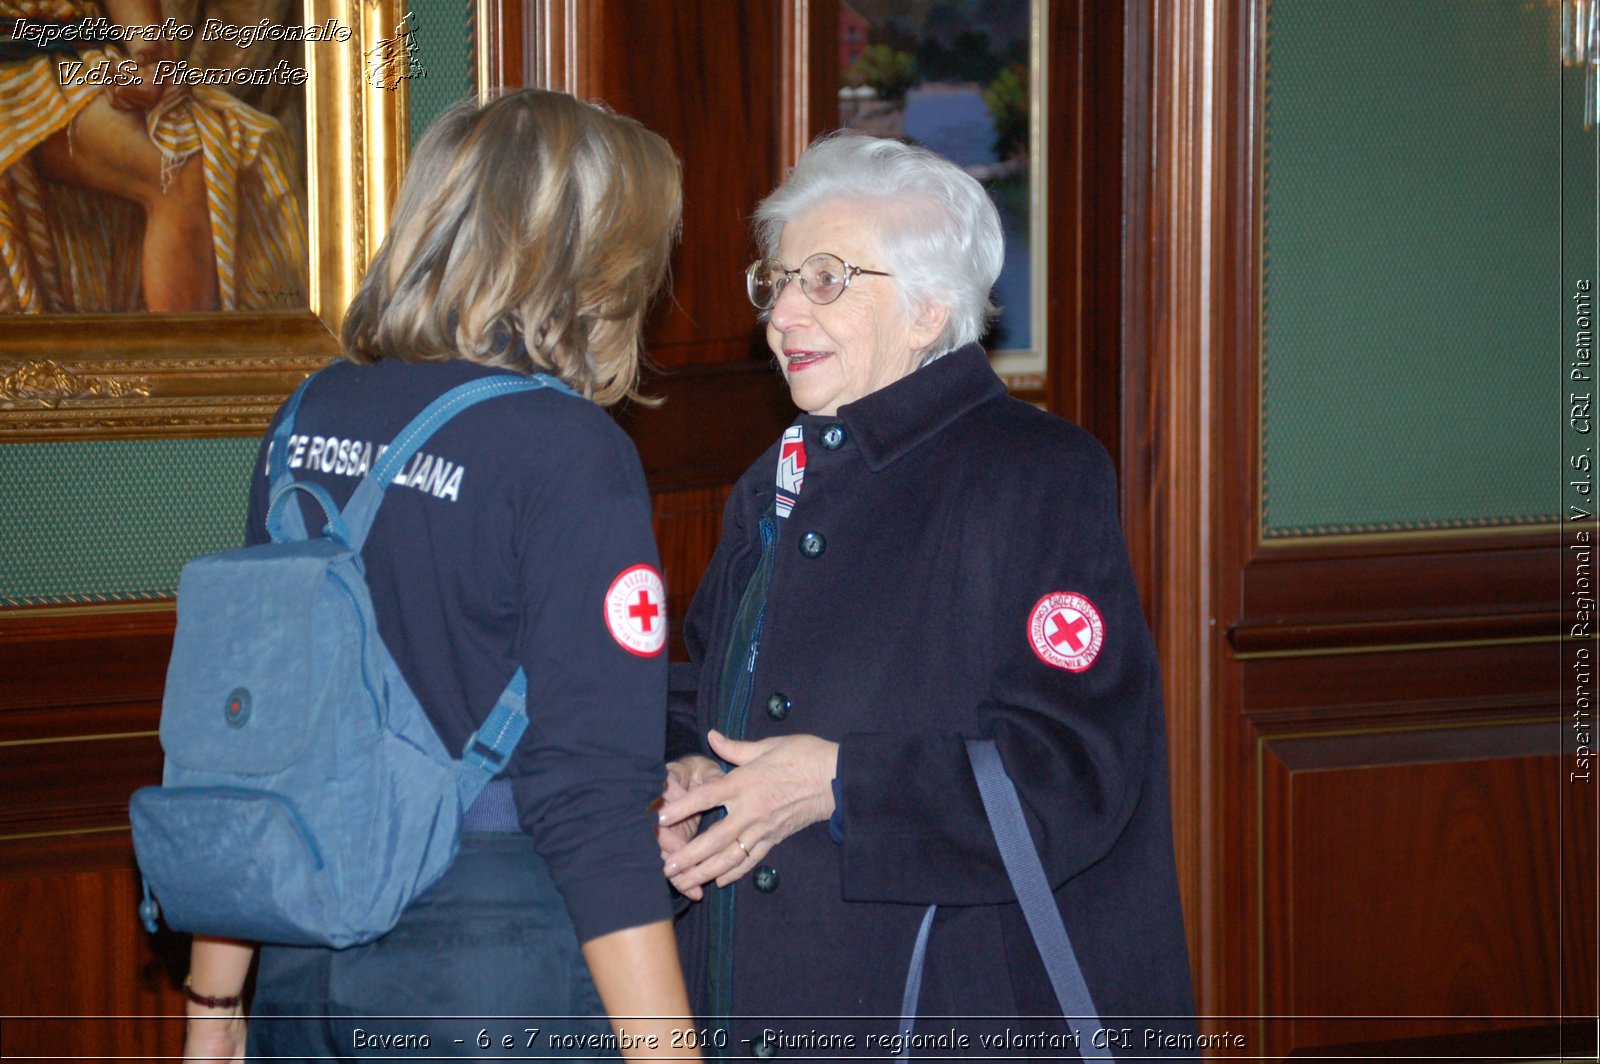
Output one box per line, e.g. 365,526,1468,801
0,0,409,442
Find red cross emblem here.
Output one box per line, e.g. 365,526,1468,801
1028,591,1104,672
605,565,667,656
1048,611,1091,652
628,589,660,632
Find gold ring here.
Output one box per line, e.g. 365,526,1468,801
736,839,751,856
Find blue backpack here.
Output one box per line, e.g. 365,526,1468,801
129,368,575,948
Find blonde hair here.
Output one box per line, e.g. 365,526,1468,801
341,89,681,406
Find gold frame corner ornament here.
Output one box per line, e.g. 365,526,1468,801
0,0,409,442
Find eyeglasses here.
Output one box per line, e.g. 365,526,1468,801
745,253,891,310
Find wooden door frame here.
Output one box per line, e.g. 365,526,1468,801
1119,0,1250,1020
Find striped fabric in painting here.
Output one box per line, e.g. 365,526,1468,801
0,24,308,313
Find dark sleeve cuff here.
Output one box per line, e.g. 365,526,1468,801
560,865,675,943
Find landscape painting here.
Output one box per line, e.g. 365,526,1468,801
837,0,1036,352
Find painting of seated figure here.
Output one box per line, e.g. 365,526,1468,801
0,0,309,314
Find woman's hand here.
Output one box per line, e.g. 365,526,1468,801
657,730,838,900
182,1005,246,1064
655,755,725,863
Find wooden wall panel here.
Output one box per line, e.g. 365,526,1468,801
0,610,170,841
0,836,187,1060
1562,765,1599,1023
615,364,795,492
1260,729,1587,1056
586,0,783,366
652,483,733,653
0,734,160,838
573,0,800,497
1261,728,1577,1058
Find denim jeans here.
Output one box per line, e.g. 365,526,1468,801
247,833,615,1061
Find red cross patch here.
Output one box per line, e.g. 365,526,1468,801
1027,591,1105,672
604,565,667,656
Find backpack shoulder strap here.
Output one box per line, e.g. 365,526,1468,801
269,369,322,484
456,667,530,807
271,369,577,792
339,371,579,551
265,367,334,543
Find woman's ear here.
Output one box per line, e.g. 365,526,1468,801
908,302,950,352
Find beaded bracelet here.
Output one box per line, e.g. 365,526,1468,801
183,974,243,1010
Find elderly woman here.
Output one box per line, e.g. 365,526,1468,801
657,133,1194,1053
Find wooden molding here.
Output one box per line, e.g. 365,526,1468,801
779,0,839,168
1124,0,1244,1021
527,0,593,96
1229,610,1560,657
474,0,525,93
1045,0,1124,459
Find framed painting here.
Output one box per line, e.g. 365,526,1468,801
0,0,411,440
826,0,1048,388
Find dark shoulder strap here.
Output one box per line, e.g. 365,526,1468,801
896,740,1110,1061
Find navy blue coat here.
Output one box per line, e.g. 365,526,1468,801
667,346,1195,1058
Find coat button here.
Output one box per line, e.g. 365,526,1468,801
820,423,846,450
753,866,780,893
798,531,825,558
751,1033,779,1058
766,692,791,721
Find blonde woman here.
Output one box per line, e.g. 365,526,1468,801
183,89,695,1063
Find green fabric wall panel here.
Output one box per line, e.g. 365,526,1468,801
0,439,256,607
407,1,477,148
1263,0,1573,536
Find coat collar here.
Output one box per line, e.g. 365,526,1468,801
798,343,1005,472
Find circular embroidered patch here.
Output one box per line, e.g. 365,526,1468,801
224,687,252,729
1028,592,1105,672
604,564,668,657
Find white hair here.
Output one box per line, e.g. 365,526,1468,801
753,132,1004,359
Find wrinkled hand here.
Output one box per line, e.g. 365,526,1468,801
657,729,838,900
654,754,724,862
183,1009,246,1063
